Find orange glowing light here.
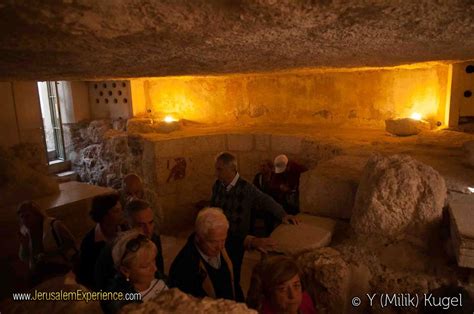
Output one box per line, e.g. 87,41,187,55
164,115,177,123
410,112,422,121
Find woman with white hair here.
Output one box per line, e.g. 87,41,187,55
102,229,168,314
17,200,77,285
169,207,237,300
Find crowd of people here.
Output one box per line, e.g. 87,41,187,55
16,152,315,313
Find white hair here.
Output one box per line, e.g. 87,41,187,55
195,207,229,237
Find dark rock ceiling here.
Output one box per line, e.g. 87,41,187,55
1,0,474,80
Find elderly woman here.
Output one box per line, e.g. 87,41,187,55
77,192,125,289
17,201,77,285
102,230,168,314
247,255,316,314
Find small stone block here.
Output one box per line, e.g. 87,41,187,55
385,118,430,136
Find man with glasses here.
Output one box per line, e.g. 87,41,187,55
94,199,165,290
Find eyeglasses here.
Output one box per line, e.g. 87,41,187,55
120,234,148,264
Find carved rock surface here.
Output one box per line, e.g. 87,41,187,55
1,1,474,79
350,154,446,241
270,214,336,255
463,140,474,167
300,155,367,219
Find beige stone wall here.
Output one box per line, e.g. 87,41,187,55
59,81,91,124
0,81,47,165
0,82,20,148
144,133,340,233
132,63,450,128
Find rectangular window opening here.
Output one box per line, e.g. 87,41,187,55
37,81,66,163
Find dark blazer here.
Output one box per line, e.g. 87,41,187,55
211,176,286,240
77,227,106,290
169,233,236,300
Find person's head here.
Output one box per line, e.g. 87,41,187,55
125,199,155,238
215,152,238,185
195,207,229,257
255,256,303,314
17,201,45,229
259,159,274,176
89,193,124,226
122,174,144,200
112,230,157,288
274,154,289,174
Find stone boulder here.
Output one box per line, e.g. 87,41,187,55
351,154,447,242
385,118,430,136
462,140,474,167
297,247,350,314
300,155,367,219
121,288,256,313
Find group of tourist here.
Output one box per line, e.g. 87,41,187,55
16,152,315,314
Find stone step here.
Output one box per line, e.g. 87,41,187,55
270,213,336,255
448,193,474,268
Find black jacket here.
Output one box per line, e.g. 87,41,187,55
101,275,141,314
77,227,106,290
168,233,236,300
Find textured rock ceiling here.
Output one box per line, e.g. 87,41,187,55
1,0,474,80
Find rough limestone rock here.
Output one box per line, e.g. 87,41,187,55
270,214,336,255
385,118,431,136
121,288,256,313
463,140,474,167
79,119,112,144
2,1,474,79
127,118,181,134
351,154,447,242
0,147,59,206
300,155,367,219
70,119,144,188
297,247,350,314
127,118,156,134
